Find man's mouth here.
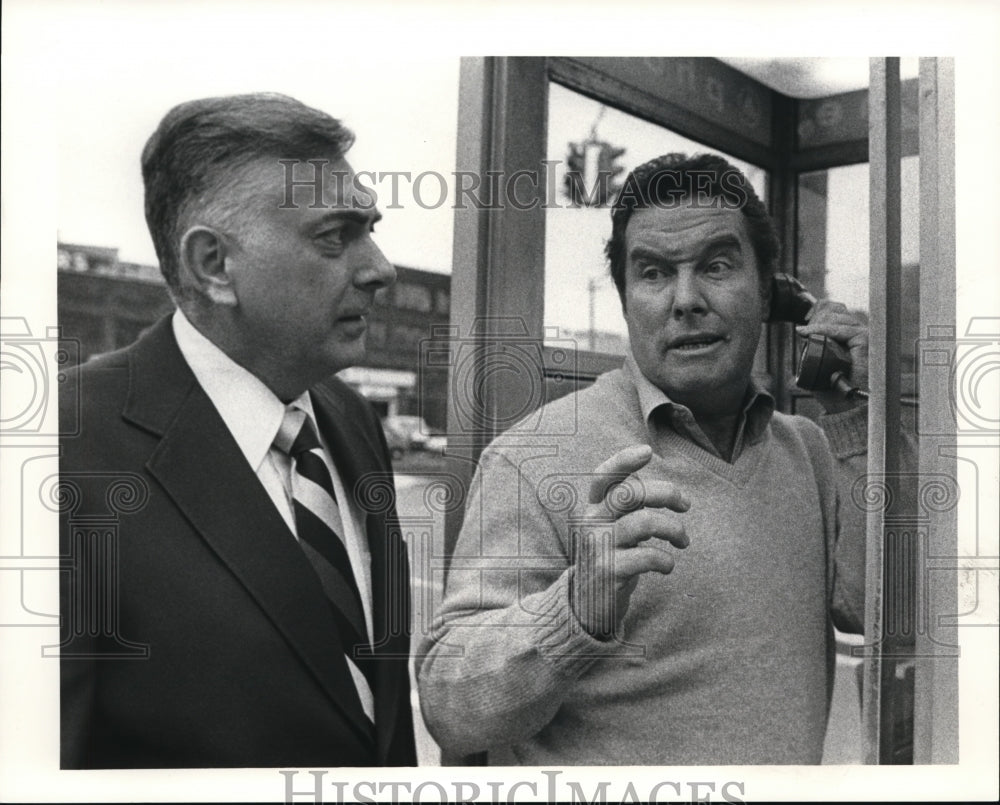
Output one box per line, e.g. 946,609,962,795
666,334,726,351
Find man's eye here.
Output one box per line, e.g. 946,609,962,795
705,260,731,275
316,229,345,245
639,265,665,280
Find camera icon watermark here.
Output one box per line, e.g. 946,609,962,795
0,317,80,437
917,317,1000,436
419,317,578,444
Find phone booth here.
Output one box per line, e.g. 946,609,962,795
440,57,957,765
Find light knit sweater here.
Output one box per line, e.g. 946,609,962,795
416,363,869,765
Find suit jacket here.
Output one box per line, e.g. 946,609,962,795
58,316,416,768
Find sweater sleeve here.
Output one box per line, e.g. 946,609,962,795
415,445,607,756
817,404,869,633
816,403,922,634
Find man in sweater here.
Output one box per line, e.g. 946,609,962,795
416,153,870,764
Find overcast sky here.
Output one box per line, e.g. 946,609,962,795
48,6,460,273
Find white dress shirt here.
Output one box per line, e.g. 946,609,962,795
171,309,374,643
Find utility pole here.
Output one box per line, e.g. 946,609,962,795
587,276,597,351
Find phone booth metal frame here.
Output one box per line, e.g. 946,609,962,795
442,56,957,765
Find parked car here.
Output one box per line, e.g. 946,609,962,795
382,415,448,456
382,415,434,453
381,420,410,459
423,433,448,453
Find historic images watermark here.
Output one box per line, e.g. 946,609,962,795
278,159,753,213
280,768,748,804
417,317,579,441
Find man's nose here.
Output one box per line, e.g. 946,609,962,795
356,238,397,289
670,270,707,318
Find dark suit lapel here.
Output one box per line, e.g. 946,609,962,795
310,384,408,763
122,318,376,747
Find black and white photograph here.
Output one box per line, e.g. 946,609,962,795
1,0,998,801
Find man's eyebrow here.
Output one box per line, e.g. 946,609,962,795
308,209,383,230
628,235,743,265
628,245,667,264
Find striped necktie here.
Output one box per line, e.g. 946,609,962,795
274,405,375,725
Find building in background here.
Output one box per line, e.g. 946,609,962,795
56,242,452,429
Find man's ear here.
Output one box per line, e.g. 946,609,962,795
179,226,238,306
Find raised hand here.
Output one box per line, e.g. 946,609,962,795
570,444,690,640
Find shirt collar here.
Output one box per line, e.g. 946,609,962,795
623,348,775,447
172,309,314,472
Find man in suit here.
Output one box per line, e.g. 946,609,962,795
58,93,416,768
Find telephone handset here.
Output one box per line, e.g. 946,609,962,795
768,273,869,401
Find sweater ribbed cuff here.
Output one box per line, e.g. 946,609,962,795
534,570,607,678
819,403,868,458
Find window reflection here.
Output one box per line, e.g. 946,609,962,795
544,81,768,355
797,156,920,393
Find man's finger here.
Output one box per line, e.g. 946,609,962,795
796,321,867,345
587,444,654,504
798,303,866,337
614,508,690,549
605,479,690,516
613,545,676,581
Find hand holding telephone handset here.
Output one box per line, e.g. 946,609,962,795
768,274,869,401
